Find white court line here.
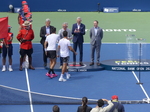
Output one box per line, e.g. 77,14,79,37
0,84,144,103
132,71,150,103
25,68,34,112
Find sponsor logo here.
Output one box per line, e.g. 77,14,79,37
103,7,119,13
132,9,141,12
57,9,66,12
68,63,87,72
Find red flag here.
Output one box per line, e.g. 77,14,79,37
0,17,8,39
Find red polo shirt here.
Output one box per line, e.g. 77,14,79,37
3,32,13,45
17,28,34,50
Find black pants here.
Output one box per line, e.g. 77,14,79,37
19,48,33,58
73,42,83,62
42,43,47,64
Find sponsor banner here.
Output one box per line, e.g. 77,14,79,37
14,7,21,13
111,67,150,71
103,7,119,13
115,60,149,65
101,59,150,71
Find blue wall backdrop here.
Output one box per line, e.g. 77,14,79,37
0,0,150,12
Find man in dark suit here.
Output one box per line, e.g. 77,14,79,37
89,20,103,66
40,18,55,67
72,17,85,66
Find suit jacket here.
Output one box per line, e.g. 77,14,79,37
90,27,103,46
40,25,54,44
72,23,85,43
77,105,92,112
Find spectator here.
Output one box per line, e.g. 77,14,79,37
109,95,125,112
2,25,13,72
90,99,114,112
40,18,55,67
58,22,72,68
77,97,92,112
53,105,60,112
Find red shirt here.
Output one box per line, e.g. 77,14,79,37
19,15,24,26
17,28,34,50
3,32,13,45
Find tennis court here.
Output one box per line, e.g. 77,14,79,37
0,12,150,112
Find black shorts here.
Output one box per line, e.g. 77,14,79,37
2,44,13,58
20,48,33,58
62,56,69,64
47,50,56,59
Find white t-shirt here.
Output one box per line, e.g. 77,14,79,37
58,38,71,57
45,34,59,51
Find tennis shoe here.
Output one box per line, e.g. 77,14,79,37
58,77,66,82
66,74,70,79
2,66,6,72
52,74,58,77
46,73,53,78
9,67,13,72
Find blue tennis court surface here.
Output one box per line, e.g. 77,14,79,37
0,43,150,112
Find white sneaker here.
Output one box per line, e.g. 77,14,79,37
2,66,6,72
66,74,71,79
58,77,66,82
9,67,13,72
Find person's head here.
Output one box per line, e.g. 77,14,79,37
111,95,118,101
22,21,31,30
76,17,82,24
22,1,27,6
8,25,11,32
82,97,88,105
51,27,56,33
45,18,50,27
94,20,98,28
62,22,68,30
63,31,68,37
82,97,88,112
23,6,29,14
97,99,104,107
52,105,60,112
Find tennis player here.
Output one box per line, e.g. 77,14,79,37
57,31,77,82
44,27,59,78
